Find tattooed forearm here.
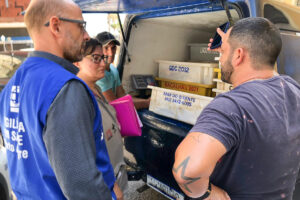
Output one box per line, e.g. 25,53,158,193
173,156,201,193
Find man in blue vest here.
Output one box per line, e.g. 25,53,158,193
0,0,116,199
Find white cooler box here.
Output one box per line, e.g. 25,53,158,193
148,86,213,125
157,60,218,85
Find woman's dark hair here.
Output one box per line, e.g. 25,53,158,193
83,38,102,56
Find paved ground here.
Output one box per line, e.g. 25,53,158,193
11,179,170,200
10,180,169,200
124,180,169,200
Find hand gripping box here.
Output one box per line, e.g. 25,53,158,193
148,86,213,125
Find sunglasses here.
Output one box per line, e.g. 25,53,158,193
86,54,108,64
44,17,86,32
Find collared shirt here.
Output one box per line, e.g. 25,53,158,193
29,51,113,200
29,51,79,75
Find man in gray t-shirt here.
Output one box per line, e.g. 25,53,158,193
173,17,300,200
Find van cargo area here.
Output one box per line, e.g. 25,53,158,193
98,1,300,199
121,10,240,93
122,9,240,199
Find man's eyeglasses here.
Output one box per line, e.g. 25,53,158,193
86,54,108,64
44,17,86,32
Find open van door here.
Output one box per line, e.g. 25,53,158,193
75,1,300,199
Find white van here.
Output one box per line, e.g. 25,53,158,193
77,1,300,199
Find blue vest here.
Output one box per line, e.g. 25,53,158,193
0,57,115,199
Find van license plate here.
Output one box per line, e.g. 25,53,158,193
146,174,184,200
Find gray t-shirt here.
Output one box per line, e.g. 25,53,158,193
190,75,300,200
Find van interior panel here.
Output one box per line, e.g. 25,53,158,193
121,10,240,92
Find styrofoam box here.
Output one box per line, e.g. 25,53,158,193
213,79,233,91
157,60,218,85
213,88,227,96
148,86,213,125
188,43,219,62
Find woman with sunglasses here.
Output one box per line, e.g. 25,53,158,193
75,38,127,200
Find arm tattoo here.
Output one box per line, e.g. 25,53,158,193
173,156,201,193
191,135,201,143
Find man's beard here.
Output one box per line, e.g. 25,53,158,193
63,39,85,63
221,54,234,84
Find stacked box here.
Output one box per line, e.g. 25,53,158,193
157,60,218,85
212,79,233,96
148,86,213,125
155,77,214,97
187,43,219,62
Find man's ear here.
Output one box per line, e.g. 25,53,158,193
232,48,245,68
73,62,80,68
48,16,61,36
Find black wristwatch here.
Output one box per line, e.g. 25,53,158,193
188,181,212,200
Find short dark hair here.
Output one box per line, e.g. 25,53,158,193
83,38,102,56
228,17,282,68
